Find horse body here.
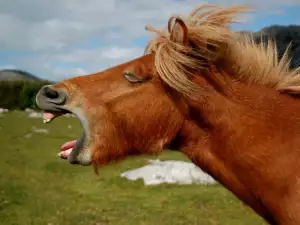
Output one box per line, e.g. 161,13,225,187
35,4,300,224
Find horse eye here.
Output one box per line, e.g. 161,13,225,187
123,72,143,83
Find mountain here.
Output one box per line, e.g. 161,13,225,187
238,25,300,69
0,69,42,81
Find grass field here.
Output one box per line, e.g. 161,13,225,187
0,111,266,225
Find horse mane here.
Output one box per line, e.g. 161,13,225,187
145,4,300,97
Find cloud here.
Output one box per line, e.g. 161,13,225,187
1,46,145,81
56,46,144,63
52,67,87,78
0,0,203,51
1,0,299,81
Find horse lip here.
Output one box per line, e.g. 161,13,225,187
39,101,91,166
66,108,92,166
67,132,87,165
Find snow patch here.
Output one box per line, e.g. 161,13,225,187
121,159,216,186
24,133,32,138
28,112,43,118
25,108,34,113
0,108,9,113
63,113,76,118
32,126,49,134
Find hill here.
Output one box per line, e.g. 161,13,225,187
0,69,52,110
0,69,42,81
239,25,300,69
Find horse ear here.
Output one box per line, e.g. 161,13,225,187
169,17,188,45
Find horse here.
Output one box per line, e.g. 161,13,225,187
36,4,300,225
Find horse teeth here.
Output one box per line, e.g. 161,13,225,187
43,119,51,123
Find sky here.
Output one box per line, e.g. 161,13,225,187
0,0,299,82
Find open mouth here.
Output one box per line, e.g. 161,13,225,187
42,110,88,165
36,85,91,166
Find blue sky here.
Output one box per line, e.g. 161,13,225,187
233,5,300,31
0,0,299,81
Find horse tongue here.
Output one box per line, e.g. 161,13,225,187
43,112,56,121
61,140,77,151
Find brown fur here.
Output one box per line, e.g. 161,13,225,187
40,4,300,225
179,74,300,225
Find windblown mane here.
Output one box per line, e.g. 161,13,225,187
145,4,300,96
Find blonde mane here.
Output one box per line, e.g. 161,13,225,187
145,4,300,96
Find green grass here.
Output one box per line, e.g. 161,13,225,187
0,111,266,225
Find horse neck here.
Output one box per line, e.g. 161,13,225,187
186,70,238,128
173,72,300,224
174,118,277,224
172,73,285,224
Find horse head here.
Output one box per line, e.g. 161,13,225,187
36,52,186,170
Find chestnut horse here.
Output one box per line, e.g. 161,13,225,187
36,4,300,225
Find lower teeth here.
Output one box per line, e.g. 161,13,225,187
58,148,73,158
43,119,51,123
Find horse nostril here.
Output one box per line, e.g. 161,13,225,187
44,86,59,99
40,85,67,105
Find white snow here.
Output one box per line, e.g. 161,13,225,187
32,126,49,134
24,133,32,138
25,108,34,113
28,112,43,118
120,159,216,186
63,113,76,118
0,108,9,113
